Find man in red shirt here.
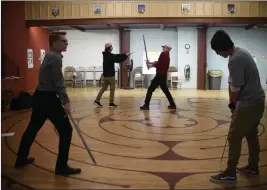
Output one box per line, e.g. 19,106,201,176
140,45,176,110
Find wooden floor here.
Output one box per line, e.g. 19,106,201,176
2,88,267,190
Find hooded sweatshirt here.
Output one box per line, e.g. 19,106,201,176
102,51,128,77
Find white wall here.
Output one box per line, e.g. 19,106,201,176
62,29,120,68
177,27,198,89
130,28,178,68
207,27,267,89
130,27,198,89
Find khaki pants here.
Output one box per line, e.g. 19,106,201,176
227,102,265,172
96,76,116,103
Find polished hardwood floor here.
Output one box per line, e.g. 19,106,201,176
2,88,267,190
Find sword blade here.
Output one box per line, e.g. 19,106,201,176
69,113,97,164
143,35,149,69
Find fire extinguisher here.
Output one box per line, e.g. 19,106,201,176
184,64,190,81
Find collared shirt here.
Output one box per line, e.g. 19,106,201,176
155,51,170,75
37,51,70,105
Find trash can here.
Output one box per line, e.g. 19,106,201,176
208,70,223,90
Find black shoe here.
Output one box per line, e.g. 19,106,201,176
237,165,259,176
168,104,176,109
94,100,102,107
109,103,118,107
55,165,81,176
210,171,237,184
15,157,35,168
140,104,149,110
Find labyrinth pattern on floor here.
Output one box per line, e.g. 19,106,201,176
2,96,267,190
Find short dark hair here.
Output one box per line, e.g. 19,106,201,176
49,31,66,47
210,30,234,51
105,46,112,52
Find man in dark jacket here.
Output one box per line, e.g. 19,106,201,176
94,43,130,107
140,45,176,110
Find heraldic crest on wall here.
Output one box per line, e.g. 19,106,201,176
181,4,190,14
138,4,145,14
227,4,236,14
52,7,59,17
94,5,101,15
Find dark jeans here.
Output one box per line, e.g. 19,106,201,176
144,73,175,105
16,90,73,170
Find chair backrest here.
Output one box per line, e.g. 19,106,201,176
168,66,178,72
171,72,179,77
64,66,75,72
63,66,75,81
85,66,95,80
133,67,142,74
75,66,85,72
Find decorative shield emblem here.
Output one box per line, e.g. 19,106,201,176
94,6,101,14
52,7,59,17
227,4,235,14
181,4,190,15
138,5,145,14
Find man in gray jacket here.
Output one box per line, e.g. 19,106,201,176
210,30,265,184
15,32,81,176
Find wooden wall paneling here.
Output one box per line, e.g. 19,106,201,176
204,2,213,16
166,2,179,17
57,2,66,19
63,2,72,19
39,1,49,20
150,2,166,17
115,2,123,17
25,1,32,20
106,2,115,17
195,2,205,16
123,2,132,17
250,2,259,17
240,2,250,17
25,1,267,20
80,2,90,18
259,1,267,17
213,2,223,17
71,2,81,19
31,1,40,20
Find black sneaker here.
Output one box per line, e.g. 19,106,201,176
94,100,103,107
168,104,176,109
237,165,259,176
210,171,237,184
15,157,35,168
55,165,81,176
140,104,149,110
109,103,118,107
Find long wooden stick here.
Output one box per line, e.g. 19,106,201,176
220,113,233,164
69,113,97,165
220,137,227,164
143,34,149,69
